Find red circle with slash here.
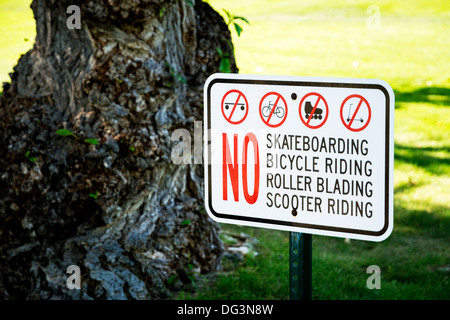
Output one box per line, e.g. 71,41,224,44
259,92,288,128
221,89,249,125
340,94,371,132
298,92,329,129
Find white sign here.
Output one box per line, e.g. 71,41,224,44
204,74,394,242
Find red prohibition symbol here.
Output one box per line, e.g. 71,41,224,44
221,89,249,125
340,94,371,132
298,92,329,129
259,92,288,128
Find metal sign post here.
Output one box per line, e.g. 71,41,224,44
204,73,394,300
289,232,312,300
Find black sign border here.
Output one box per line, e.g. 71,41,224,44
206,77,392,238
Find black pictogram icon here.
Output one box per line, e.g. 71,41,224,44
345,103,364,123
304,101,323,120
221,89,249,125
340,94,371,132
262,101,285,119
298,92,329,129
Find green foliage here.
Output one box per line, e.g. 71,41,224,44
167,259,198,289
84,138,99,145
216,47,231,73
25,150,36,163
166,62,187,84
216,8,250,72
222,9,250,37
55,128,76,137
89,191,100,200
159,6,166,18
56,128,100,145
167,274,178,285
181,219,191,226
198,205,206,214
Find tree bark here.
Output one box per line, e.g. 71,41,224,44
0,0,237,299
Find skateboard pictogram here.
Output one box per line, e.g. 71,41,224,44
221,89,249,125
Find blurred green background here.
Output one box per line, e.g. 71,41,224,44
202,0,450,300
0,0,34,85
0,0,448,299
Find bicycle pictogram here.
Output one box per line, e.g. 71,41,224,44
262,101,285,119
259,92,288,128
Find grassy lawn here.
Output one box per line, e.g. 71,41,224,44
0,0,448,300
187,0,449,300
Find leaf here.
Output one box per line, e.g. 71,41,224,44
25,150,36,162
187,274,196,286
234,22,243,37
167,274,178,284
159,7,165,18
234,16,250,25
181,219,191,226
166,62,187,84
176,73,187,84
84,138,99,145
89,191,100,199
223,9,232,20
216,47,223,56
219,57,231,73
55,129,75,137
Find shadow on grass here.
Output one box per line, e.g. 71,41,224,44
394,202,450,238
394,180,422,195
394,86,450,107
394,143,450,175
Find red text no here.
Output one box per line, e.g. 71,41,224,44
222,133,260,204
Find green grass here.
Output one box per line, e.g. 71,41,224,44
210,0,450,91
185,0,449,300
0,0,448,300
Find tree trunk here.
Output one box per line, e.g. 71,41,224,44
0,0,237,299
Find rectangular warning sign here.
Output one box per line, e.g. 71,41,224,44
203,74,394,241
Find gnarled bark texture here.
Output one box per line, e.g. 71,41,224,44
0,0,237,299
